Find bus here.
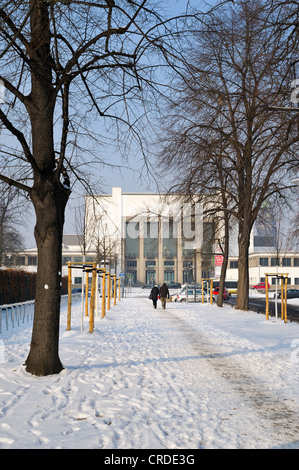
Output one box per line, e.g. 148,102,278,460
203,280,238,295
224,281,238,295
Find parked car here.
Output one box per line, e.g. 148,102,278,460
274,289,299,299
212,287,230,300
171,287,217,303
252,282,270,290
71,287,82,294
166,282,181,289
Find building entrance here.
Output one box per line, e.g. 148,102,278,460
146,270,156,285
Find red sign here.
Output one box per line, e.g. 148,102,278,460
215,255,224,266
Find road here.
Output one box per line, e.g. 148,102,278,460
227,296,299,322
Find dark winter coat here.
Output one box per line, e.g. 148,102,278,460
159,283,169,298
150,286,160,300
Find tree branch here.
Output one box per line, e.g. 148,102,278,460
0,109,36,170
0,172,31,193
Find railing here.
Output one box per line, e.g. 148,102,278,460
0,293,82,336
0,300,35,335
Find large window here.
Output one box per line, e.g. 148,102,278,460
125,221,139,258
146,260,156,268
254,209,276,248
28,256,37,266
183,260,193,284
146,270,156,285
230,260,238,269
144,221,158,258
271,257,279,266
127,260,137,268
126,271,137,284
163,220,177,258
164,270,174,283
202,222,215,254
259,257,268,266
164,260,174,267
282,258,291,267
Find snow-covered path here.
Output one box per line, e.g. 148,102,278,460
0,294,299,449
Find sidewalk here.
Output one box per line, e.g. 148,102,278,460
0,295,299,449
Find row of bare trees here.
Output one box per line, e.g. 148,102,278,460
0,0,200,376
75,201,119,269
158,0,299,310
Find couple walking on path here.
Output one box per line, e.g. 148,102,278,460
150,283,170,309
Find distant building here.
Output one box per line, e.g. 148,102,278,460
15,234,96,287
9,189,299,289
226,205,299,287
85,187,215,286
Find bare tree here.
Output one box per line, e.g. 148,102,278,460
74,201,94,261
164,167,233,306
0,0,193,375
159,0,299,310
90,214,120,268
0,184,25,264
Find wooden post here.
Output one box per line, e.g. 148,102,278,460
118,278,121,301
89,262,97,333
107,273,111,311
95,269,99,317
66,262,72,331
281,277,284,320
202,280,204,304
265,275,269,320
284,275,288,323
85,270,89,317
81,265,85,332
101,270,106,318
210,279,213,305
114,275,117,306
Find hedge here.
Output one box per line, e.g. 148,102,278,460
0,269,68,305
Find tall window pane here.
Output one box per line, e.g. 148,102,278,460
125,221,139,258
144,221,158,258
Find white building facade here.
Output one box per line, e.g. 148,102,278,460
85,187,215,286
226,207,299,287
12,188,299,290
16,235,97,287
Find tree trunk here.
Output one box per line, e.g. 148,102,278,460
235,231,250,311
217,216,229,307
23,1,72,376
24,178,69,376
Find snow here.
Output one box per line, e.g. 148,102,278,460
0,289,299,450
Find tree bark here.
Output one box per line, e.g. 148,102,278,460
1,0,198,375
235,231,251,311
217,212,229,307
25,177,69,376
22,1,72,375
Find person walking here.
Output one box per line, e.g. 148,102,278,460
159,283,170,309
150,284,160,309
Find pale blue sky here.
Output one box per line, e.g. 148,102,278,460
18,0,220,247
